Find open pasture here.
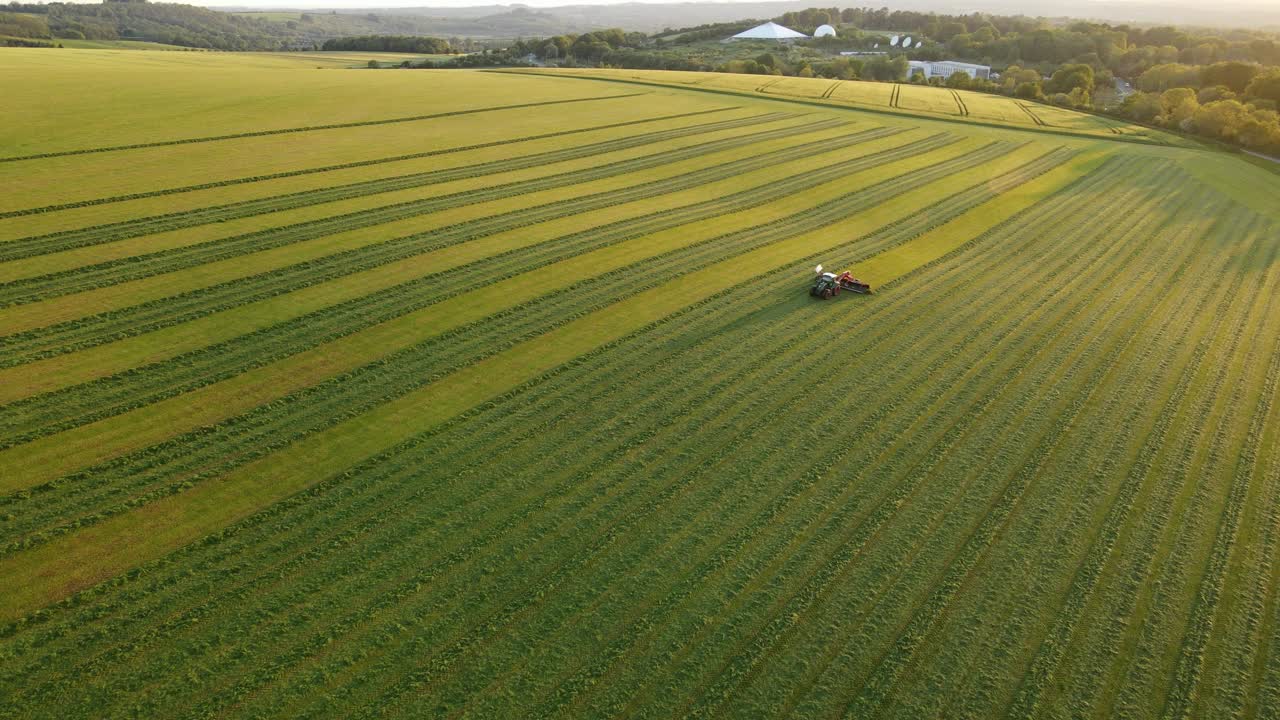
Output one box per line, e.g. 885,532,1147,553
509,67,1169,144
1,53,1279,719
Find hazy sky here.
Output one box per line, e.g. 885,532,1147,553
192,0,1280,11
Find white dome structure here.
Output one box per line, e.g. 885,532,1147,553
814,24,837,38
731,22,808,40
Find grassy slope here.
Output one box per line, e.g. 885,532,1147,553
1,56,1278,719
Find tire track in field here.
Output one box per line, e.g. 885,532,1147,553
0,117,850,309
0,108,753,249
0,140,1012,551
0,93,647,164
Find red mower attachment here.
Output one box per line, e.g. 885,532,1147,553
810,265,872,298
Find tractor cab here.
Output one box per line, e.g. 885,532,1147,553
809,264,872,299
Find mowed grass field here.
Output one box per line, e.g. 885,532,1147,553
508,67,1178,144
2,50,1280,718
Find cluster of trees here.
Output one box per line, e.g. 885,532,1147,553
506,28,649,62
322,35,450,54
0,9,48,38
1121,68,1280,153
4,0,294,49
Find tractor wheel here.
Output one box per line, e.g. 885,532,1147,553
822,288,833,299
809,287,817,297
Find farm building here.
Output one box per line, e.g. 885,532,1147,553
907,60,992,81
730,22,808,41
813,24,837,38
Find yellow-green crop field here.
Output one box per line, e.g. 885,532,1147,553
1,51,1279,718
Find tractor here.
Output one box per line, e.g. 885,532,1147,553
810,264,871,299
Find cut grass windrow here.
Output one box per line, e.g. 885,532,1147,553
0,140,1025,551
1099,213,1277,719
1005,205,1274,718
1159,223,1280,720
0,124,907,370
0,130,954,447
810,187,1212,720
0,108,760,252
866,191,1235,720
0,93,646,165
912,189,1237,719
1027,205,1271,716
0,117,853,308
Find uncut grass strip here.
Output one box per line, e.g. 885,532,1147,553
0,121,881,337
0,131,967,499
0,126,917,375
49,144,1085,707
895,192,1231,720
0,109,771,251
662,168,1179,719
815,206,1195,720
529,155,1152,712
0,118,857,308
360,184,1111,707
0,136,1004,538
1130,218,1280,718
1254,435,1280,718
320,163,1141,712
1099,216,1275,718
457,189,1134,720
0,124,908,367
0,156,1126,707
0,137,1041,451
1043,212,1270,716
0,93,648,165
916,194,1234,719
1006,210,1270,717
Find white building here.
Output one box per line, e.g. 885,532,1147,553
730,22,808,41
813,24,837,38
907,60,992,81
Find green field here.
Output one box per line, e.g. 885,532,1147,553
2,51,1280,718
